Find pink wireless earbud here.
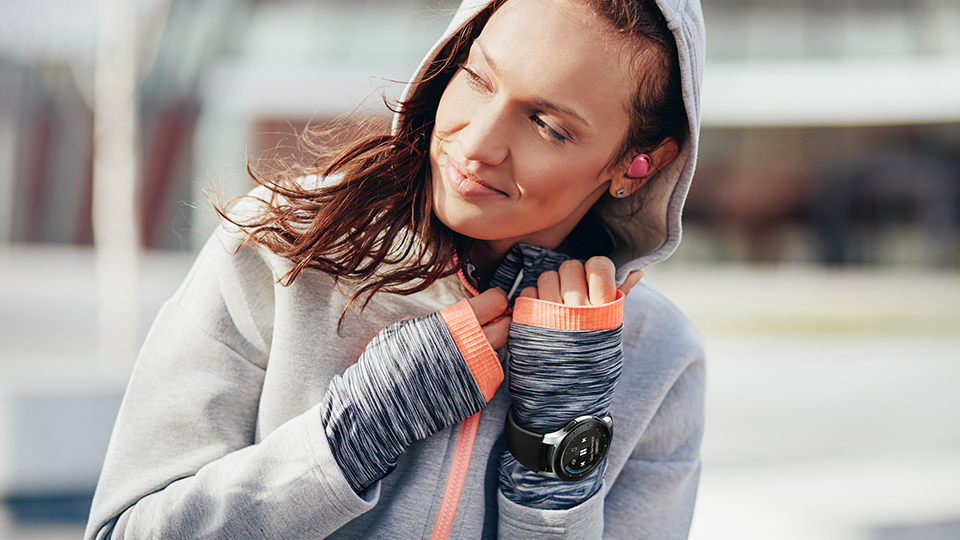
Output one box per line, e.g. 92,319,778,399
626,154,650,178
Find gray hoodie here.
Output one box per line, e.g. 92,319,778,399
86,1,706,539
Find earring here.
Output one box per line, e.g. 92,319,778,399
616,188,627,198
626,154,650,179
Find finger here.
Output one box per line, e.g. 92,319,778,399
465,287,508,325
481,314,512,349
558,260,588,306
537,271,562,303
584,256,617,306
519,286,538,299
617,269,645,297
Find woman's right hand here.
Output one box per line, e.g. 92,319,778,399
324,287,510,494
467,287,511,350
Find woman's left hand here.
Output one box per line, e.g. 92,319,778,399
505,254,630,440
518,256,643,305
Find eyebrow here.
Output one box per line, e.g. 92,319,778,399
474,40,590,129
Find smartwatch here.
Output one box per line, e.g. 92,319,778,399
504,405,613,481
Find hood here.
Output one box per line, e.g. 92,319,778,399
397,0,705,284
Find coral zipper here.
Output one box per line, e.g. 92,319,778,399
429,412,481,540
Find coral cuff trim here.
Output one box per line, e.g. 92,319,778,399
440,299,503,402
512,290,624,331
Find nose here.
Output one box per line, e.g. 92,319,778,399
458,100,509,167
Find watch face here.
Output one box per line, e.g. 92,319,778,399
553,419,611,481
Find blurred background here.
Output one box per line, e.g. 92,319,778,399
0,0,958,538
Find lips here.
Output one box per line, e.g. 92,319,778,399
445,158,505,198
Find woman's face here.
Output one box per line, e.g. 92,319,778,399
429,0,638,253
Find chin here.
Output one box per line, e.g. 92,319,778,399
434,209,479,239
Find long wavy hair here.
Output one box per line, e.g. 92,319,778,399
218,0,686,317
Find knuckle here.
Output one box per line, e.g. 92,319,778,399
538,270,559,283
584,256,614,273
489,286,508,301
559,259,585,273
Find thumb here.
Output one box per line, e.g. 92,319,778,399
465,287,508,325
617,270,644,297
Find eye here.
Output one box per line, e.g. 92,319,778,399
530,115,568,144
459,66,490,91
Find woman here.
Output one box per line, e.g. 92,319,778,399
86,0,706,538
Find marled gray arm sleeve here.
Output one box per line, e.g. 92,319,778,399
320,312,488,493
500,323,623,510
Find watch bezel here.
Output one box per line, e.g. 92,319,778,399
504,406,614,481
545,415,613,481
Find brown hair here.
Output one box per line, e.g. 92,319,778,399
603,0,687,154
592,0,688,190
216,15,489,317
219,0,683,317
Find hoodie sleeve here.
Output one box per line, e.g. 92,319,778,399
605,287,705,539
85,229,503,540
84,234,380,540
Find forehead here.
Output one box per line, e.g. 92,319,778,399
476,0,639,127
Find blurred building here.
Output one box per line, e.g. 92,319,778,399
0,0,957,262
686,0,960,268
0,0,446,251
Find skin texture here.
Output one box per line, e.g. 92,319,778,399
469,287,512,349
437,0,673,342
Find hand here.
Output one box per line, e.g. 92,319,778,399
466,287,511,349
505,255,628,435
518,256,643,306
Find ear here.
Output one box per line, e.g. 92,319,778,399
608,138,680,198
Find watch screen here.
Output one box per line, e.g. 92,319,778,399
555,421,610,481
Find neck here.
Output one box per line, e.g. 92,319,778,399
468,233,569,287
467,240,514,288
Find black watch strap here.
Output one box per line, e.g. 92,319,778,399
504,405,547,473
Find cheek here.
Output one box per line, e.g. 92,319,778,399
430,88,459,166
434,80,464,134
519,161,607,211
434,73,482,137
521,158,592,196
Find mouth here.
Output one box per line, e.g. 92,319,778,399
444,157,506,198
